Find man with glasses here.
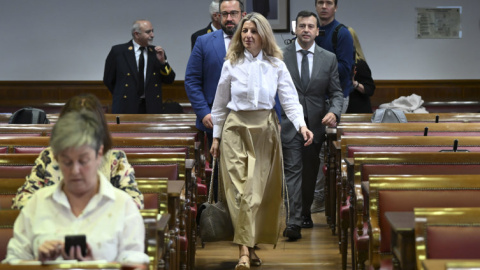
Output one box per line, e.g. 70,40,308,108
185,0,246,201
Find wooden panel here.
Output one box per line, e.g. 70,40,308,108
0,80,478,112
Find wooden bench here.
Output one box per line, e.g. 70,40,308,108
348,152,480,270
335,137,480,270
324,123,480,234
368,174,480,270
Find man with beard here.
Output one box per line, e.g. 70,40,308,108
185,0,246,201
103,20,175,114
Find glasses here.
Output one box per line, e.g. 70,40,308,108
221,11,240,19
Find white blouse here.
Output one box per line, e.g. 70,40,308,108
212,50,306,138
4,173,149,264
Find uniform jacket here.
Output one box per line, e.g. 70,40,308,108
103,40,175,114
191,23,215,50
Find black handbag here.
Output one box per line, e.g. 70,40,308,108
198,158,234,243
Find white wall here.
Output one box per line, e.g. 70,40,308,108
1,0,479,80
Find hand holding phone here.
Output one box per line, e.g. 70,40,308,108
64,235,87,259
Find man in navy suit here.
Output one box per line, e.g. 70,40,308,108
185,0,246,143
185,0,246,201
103,20,175,114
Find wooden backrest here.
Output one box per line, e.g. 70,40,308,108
341,136,480,159
340,113,480,123
353,152,480,190
337,122,480,138
0,154,37,180
414,207,480,270
137,178,168,214
0,178,26,209
368,175,480,268
0,209,20,261
127,153,186,180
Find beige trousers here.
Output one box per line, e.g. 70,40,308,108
219,109,283,247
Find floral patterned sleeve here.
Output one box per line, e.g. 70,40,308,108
107,150,144,209
11,148,61,209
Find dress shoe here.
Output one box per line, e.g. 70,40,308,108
301,215,313,228
283,224,302,241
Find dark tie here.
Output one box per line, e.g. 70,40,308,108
300,50,310,89
138,47,145,96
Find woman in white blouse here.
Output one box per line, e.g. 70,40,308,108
210,12,313,270
3,110,149,265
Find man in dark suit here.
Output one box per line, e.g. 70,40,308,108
281,11,343,241
190,0,221,50
103,20,175,114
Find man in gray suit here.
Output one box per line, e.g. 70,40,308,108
282,10,343,241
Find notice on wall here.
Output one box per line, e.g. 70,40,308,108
416,7,461,39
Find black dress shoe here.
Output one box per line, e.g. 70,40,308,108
301,215,313,228
283,224,302,241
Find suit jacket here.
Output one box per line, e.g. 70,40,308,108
281,43,343,144
191,23,215,50
185,30,227,132
103,40,175,114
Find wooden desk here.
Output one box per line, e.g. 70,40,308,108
385,211,416,270
423,259,480,270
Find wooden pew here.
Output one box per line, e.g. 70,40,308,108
335,137,480,270
368,175,480,270
140,209,170,270
348,152,480,270
324,123,480,234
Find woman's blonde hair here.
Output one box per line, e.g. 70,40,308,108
226,12,283,65
347,27,366,63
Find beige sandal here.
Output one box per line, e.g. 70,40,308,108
235,254,250,270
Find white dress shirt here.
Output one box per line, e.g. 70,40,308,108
133,40,147,82
211,50,306,138
3,173,149,264
295,40,315,79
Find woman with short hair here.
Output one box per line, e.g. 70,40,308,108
4,110,149,264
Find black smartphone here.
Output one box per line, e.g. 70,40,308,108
64,235,87,258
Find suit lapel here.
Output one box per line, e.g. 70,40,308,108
310,46,324,89
146,46,155,85
213,31,227,66
285,44,303,92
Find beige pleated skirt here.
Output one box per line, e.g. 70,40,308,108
219,109,283,247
